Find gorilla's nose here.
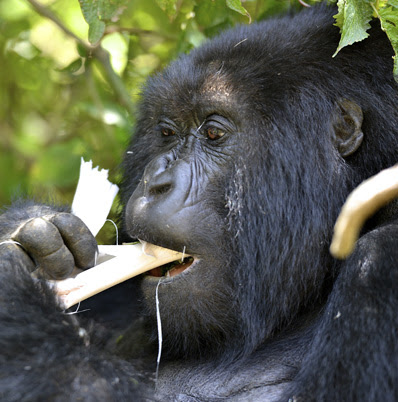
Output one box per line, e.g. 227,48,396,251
142,154,176,198
130,195,149,215
144,173,173,198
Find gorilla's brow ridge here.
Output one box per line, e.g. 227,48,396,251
201,72,232,102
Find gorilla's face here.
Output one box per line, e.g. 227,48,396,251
123,65,246,355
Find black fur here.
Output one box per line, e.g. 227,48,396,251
1,5,398,401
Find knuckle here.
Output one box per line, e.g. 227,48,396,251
12,218,64,257
50,213,90,235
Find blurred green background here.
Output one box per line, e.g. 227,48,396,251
0,0,321,241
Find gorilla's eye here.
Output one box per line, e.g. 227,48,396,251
206,127,225,140
161,127,176,137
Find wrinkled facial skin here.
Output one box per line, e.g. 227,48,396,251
123,74,244,357
126,114,235,255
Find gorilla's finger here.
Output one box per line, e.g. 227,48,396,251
48,213,98,270
35,247,75,279
12,217,75,279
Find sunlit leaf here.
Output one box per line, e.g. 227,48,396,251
378,5,398,82
226,0,251,22
58,58,83,74
155,0,178,18
78,0,128,44
384,0,398,7
6,38,39,60
101,33,128,74
88,18,106,44
333,0,373,56
195,0,231,28
185,20,207,47
79,0,98,24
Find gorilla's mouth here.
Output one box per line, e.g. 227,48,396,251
147,256,194,277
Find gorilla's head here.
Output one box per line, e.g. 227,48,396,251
120,6,396,359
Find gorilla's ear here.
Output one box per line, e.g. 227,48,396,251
332,99,364,157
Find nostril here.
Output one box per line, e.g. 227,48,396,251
148,183,172,196
142,156,176,197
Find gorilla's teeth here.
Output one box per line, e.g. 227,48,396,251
167,258,194,277
149,256,194,278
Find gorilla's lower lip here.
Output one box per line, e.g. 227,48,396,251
147,256,194,278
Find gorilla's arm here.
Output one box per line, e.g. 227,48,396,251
0,256,146,401
286,221,398,401
0,203,147,400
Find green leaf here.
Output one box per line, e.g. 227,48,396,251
77,43,88,58
195,0,229,28
226,0,251,22
378,5,398,82
333,0,373,56
78,0,128,44
155,0,178,19
88,18,106,44
98,2,119,20
79,0,98,24
58,58,83,74
385,0,398,8
185,21,207,47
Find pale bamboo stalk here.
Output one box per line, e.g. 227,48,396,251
54,243,186,308
330,164,398,259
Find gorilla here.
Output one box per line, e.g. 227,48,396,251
1,5,398,401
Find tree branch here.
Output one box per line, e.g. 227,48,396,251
91,47,136,116
26,0,136,117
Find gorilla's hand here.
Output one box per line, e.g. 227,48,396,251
1,213,97,279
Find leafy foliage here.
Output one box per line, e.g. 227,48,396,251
79,0,128,44
0,0,397,242
333,0,398,81
226,0,251,22
333,0,373,55
377,3,398,79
